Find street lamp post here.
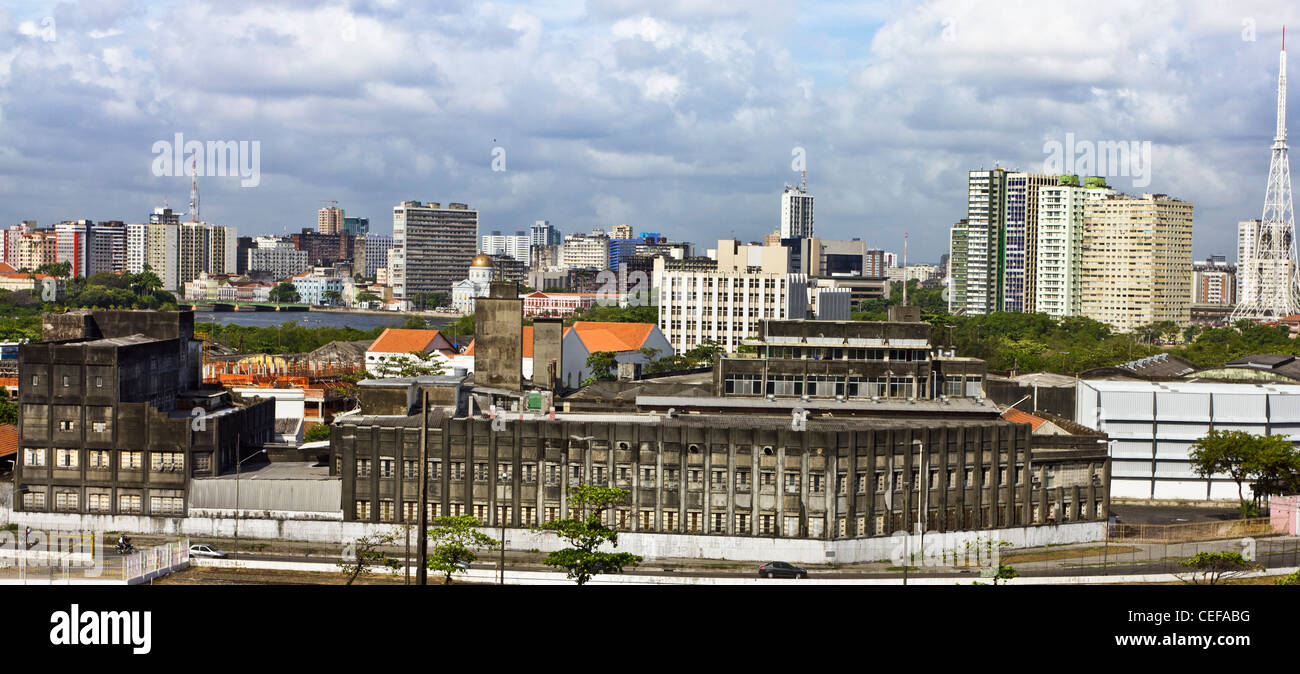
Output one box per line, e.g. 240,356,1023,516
499,470,509,586
233,442,268,561
912,439,926,575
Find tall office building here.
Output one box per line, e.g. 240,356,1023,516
560,231,610,269
318,206,344,235
343,216,369,236
361,233,393,280
1003,173,1057,312
1236,219,1265,309
481,230,530,262
391,201,478,299
656,258,808,354
247,238,310,280
1080,193,1194,332
531,220,561,247
780,181,814,239
1033,177,1114,317
611,224,633,240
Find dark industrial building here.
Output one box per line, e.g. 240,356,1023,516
12,311,274,516
715,313,986,401
331,304,1109,539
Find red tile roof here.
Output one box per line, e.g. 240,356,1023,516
1001,408,1047,431
368,328,445,355
569,321,656,353
0,424,17,458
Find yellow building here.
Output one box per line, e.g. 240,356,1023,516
1080,193,1193,332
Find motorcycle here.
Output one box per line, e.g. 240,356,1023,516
115,542,136,555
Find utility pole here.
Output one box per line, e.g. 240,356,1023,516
417,388,429,585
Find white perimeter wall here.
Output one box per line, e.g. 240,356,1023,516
3,507,1102,565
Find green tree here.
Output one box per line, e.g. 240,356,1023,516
426,515,500,585
0,389,16,425
377,350,447,378
585,351,619,381
322,289,342,306
356,291,380,305
1188,430,1258,514
269,282,300,304
337,530,403,585
400,316,430,330
683,339,723,365
1275,569,1300,585
534,485,642,585
303,424,331,443
1176,551,1261,585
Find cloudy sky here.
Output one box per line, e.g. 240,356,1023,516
0,0,1296,263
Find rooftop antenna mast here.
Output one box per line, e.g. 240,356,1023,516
1232,25,1298,321
188,155,200,224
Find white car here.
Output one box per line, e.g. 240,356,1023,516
189,544,228,559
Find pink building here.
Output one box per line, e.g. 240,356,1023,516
1272,495,1299,535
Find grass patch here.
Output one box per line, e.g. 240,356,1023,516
1001,545,1140,564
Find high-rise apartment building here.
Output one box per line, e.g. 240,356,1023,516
391,201,478,299
1192,256,1237,306
1080,193,1194,332
780,183,814,239
481,230,530,262
127,223,181,291
14,228,57,271
560,231,610,269
1236,219,1271,307
318,206,344,235
247,237,310,280
957,168,1007,315
947,220,969,313
91,221,127,275
1033,177,1114,317
531,220,561,247
611,224,633,240
150,207,180,225
1003,173,1057,312
177,223,238,288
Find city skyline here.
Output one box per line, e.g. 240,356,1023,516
1,2,1298,263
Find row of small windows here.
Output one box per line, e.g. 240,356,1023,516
20,489,183,515
22,448,189,472
30,374,106,388
353,458,1075,493
349,500,1108,530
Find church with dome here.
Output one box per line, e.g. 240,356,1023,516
451,253,495,314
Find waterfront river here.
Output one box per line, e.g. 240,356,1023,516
194,310,451,331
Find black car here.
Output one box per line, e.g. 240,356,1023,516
758,561,807,579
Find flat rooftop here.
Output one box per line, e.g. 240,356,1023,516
1079,379,1300,395
202,461,332,481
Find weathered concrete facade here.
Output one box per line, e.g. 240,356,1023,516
13,311,274,517
332,403,1110,539
474,282,523,390
716,319,987,401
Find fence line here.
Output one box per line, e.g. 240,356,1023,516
122,537,190,583
1108,518,1274,543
